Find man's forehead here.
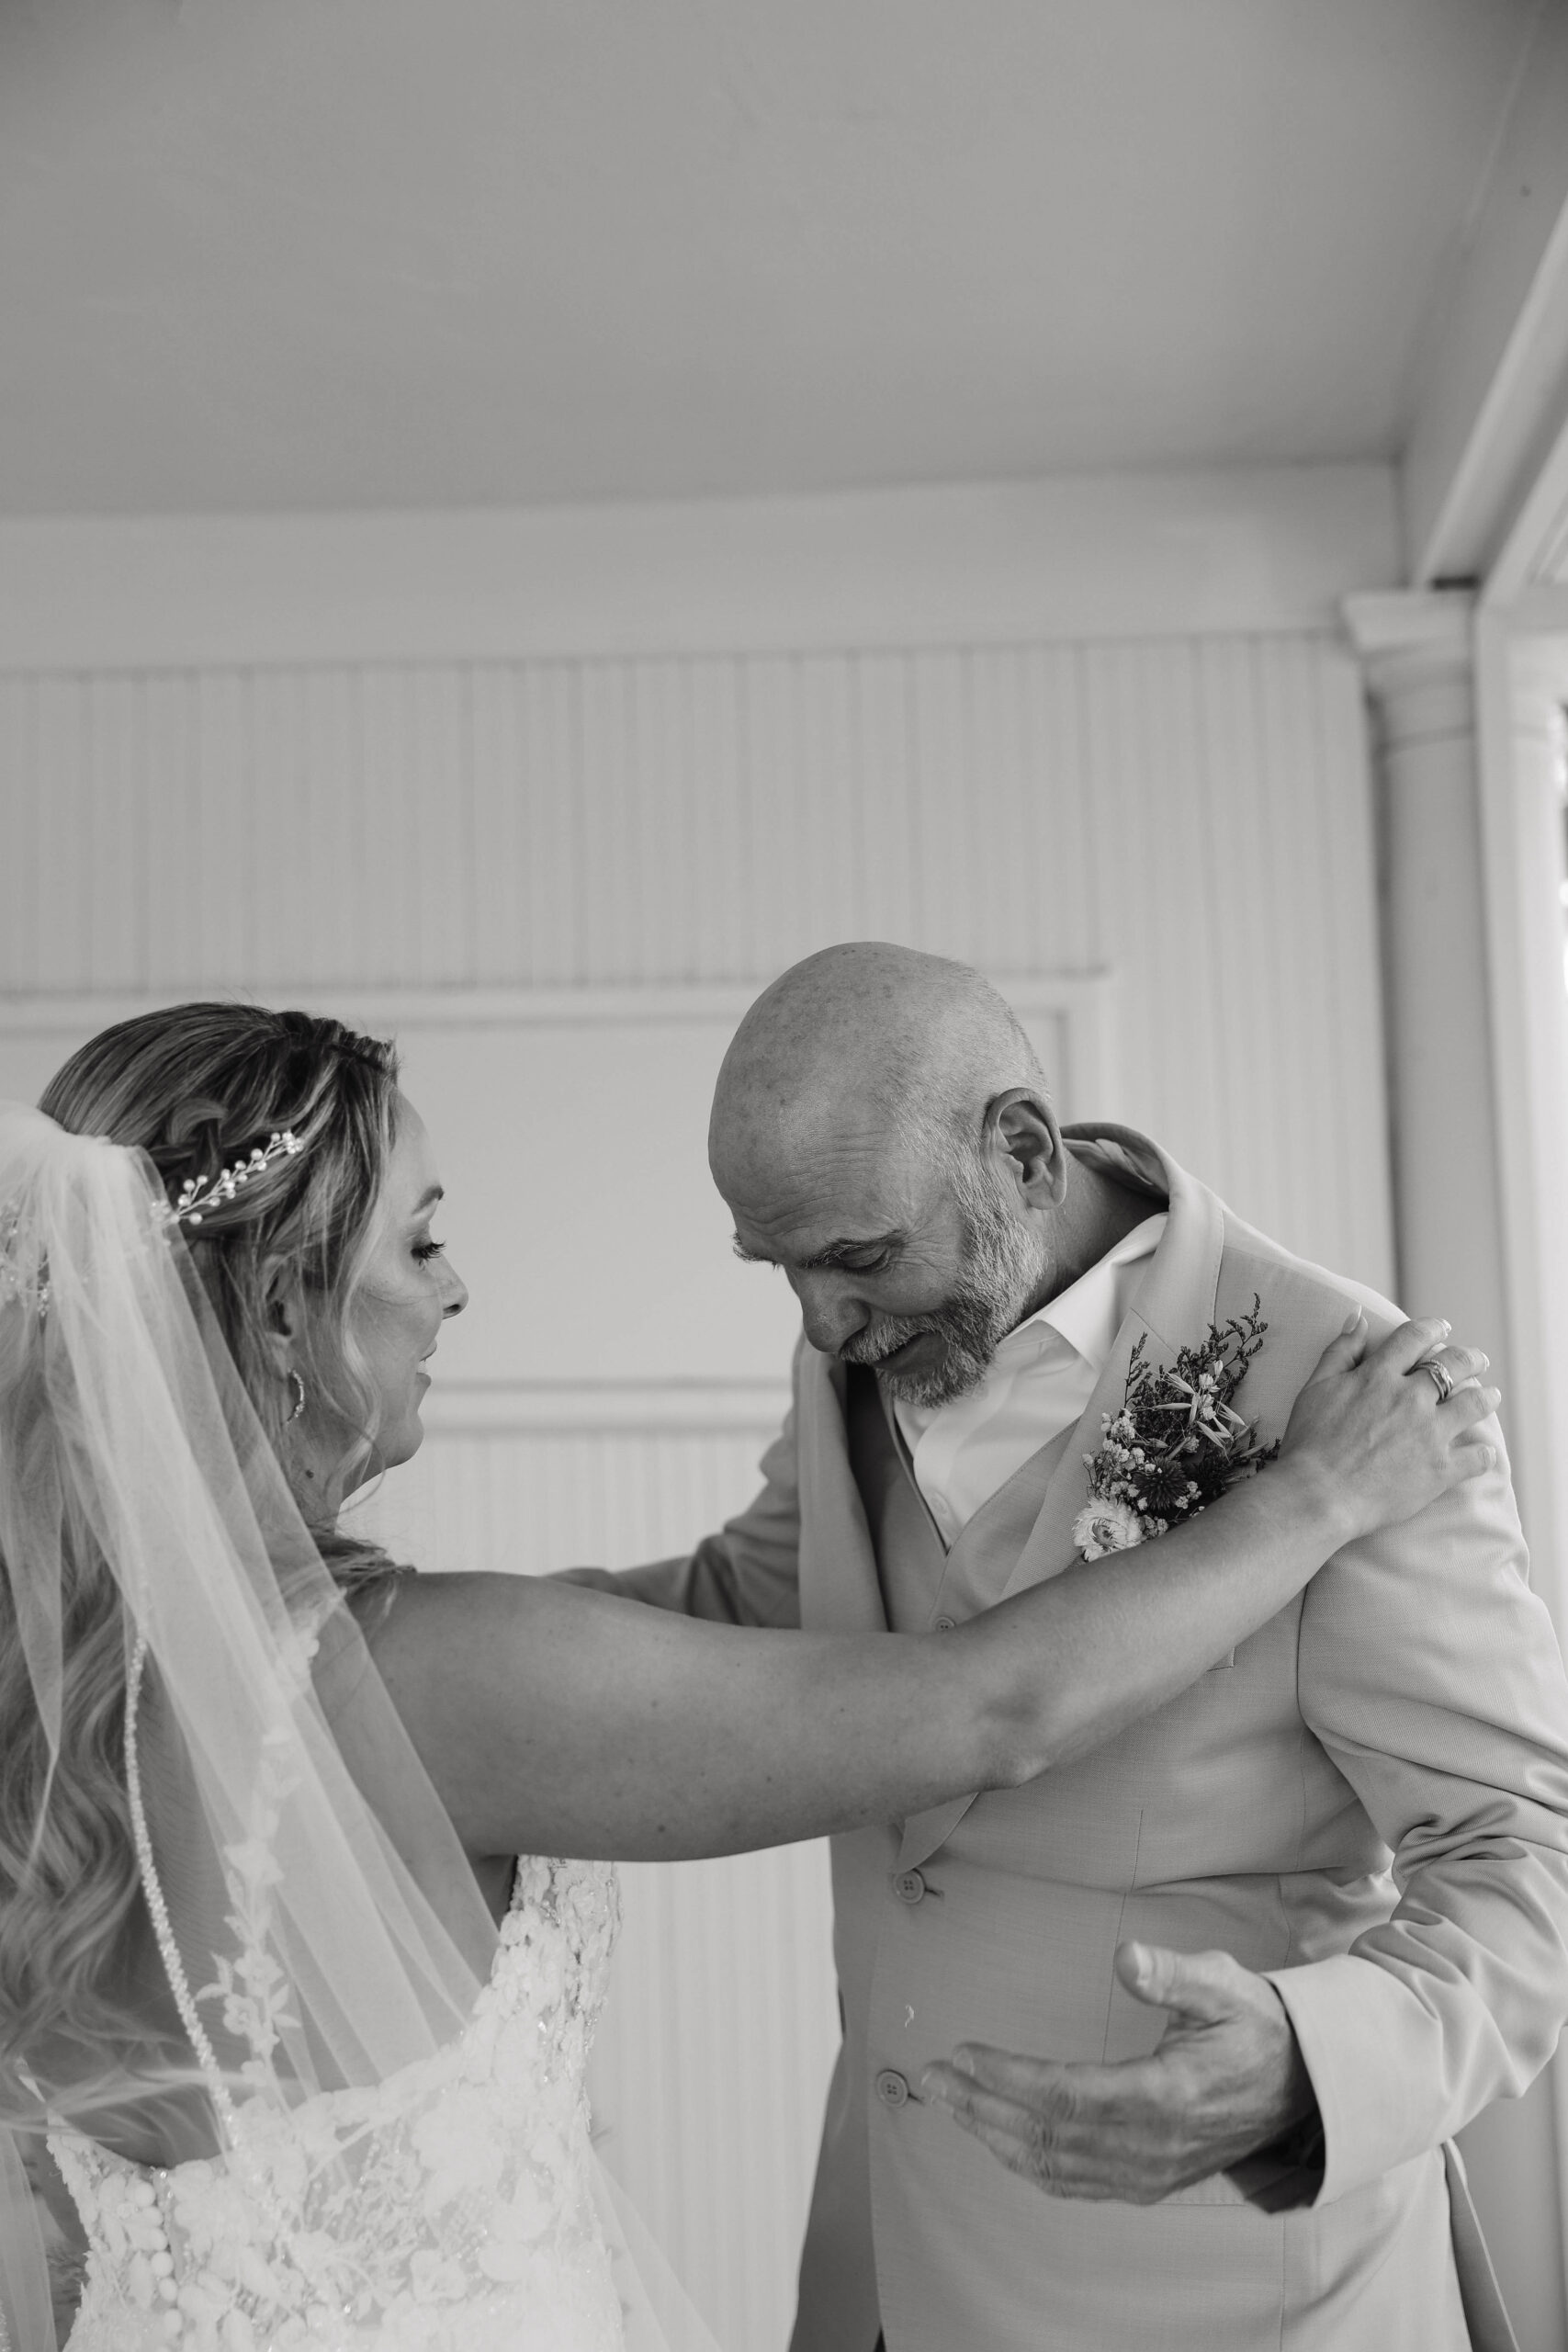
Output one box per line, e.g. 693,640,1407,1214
725,1150,945,1265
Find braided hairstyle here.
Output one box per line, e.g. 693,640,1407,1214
39,1004,403,1507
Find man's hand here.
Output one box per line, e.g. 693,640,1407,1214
919,1940,1317,2205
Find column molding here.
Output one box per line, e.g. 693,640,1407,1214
1342,590,1476,752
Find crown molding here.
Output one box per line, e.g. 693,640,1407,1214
0,466,1398,672
415,1378,791,1435
1341,588,1474,662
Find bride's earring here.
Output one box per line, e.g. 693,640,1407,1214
286,1368,308,1423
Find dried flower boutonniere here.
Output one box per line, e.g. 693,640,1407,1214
1072,1298,1280,1560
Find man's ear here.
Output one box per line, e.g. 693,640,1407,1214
258,1255,306,1377
985,1090,1066,1209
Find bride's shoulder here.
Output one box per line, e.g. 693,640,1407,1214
346,1571,628,1862
353,1569,607,1709
366,1565,564,1642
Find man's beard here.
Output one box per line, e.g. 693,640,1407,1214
841,1157,1043,1409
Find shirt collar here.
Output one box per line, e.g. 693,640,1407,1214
1002,1211,1168,1375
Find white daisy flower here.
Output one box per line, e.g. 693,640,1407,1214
1072,1498,1145,1560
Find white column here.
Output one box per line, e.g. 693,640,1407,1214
1476,625,1568,1633
1343,591,1511,1367
1348,591,1568,2352
1477,622,1568,2347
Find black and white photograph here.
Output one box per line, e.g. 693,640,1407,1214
3,5,1568,2348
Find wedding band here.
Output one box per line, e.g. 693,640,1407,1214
1421,1358,1455,1404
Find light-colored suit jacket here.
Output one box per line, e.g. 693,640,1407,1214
610,1129,1568,2351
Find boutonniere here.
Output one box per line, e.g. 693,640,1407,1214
1072,1297,1280,1560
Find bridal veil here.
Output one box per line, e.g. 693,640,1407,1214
0,1103,717,2352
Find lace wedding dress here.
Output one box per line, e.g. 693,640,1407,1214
50,1855,633,2352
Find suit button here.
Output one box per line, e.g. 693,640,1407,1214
893,1870,926,1905
875,2069,909,2109
935,1615,956,1632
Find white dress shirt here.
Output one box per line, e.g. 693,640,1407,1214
894,1213,1168,1544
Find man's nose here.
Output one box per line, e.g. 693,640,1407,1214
789,1271,866,1357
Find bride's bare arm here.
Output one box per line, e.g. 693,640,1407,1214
365,1318,1495,1865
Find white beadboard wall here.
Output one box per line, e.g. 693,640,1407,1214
0,639,1392,1291
0,478,1397,2351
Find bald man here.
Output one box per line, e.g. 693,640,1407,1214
573,944,1568,2352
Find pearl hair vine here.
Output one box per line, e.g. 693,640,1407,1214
153,1129,305,1230
0,1130,306,1322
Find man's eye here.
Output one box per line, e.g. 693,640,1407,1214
843,1252,891,1275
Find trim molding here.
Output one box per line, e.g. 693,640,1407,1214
0,468,1398,671
418,1379,791,1435
0,985,806,1032
0,971,1119,1145
0,970,1115,1074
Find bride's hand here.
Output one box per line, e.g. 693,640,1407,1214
1275,1312,1498,1547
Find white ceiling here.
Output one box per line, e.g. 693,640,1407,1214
0,0,1543,514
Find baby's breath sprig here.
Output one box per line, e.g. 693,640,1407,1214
153,1130,304,1231
1074,1297,1280,1560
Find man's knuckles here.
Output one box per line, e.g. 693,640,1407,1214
961,2054,1084,2130
1055,2156,1188,2207
1126,2166,1187,2208
1031,2072,1082,2132
1021,2117,1064,2186
973,2118,1059,2190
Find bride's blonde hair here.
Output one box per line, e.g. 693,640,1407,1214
1,1001,407,2098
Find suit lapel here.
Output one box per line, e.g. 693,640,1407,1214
995,1306,1165,1602
898,1128,1227,1872
998,1129,1226,1601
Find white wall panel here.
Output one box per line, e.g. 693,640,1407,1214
594,1841,839,2352
354,1423,779,1585
0,978,1104,1400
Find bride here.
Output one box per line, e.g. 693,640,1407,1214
0,1002,1495,2352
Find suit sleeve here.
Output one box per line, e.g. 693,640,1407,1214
1265,1422,1568,2203
555,1384,805,1629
